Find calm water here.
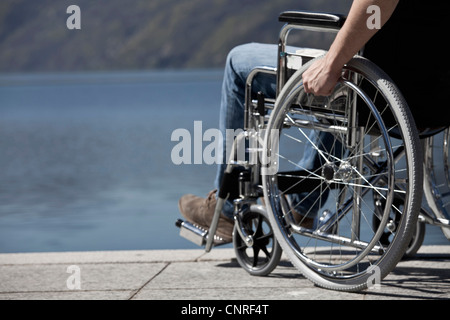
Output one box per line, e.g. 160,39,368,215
0,70,448,253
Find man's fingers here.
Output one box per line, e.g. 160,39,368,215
303,77,310,93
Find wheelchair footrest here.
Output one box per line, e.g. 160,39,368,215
175,219,207,246
175,219,232,247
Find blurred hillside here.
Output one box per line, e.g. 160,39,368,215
0,0,351,72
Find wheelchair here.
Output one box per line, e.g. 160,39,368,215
176,11,450,291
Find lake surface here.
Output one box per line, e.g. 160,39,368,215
0,70,448,253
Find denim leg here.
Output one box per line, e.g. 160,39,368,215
214,43,278,218
214,43,337,220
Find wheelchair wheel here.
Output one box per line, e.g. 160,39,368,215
262,56,423,291
423,128,450,240
373,193,425,258
233,204,282,276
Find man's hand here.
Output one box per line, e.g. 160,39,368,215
302,0,399,97
302,55,342,96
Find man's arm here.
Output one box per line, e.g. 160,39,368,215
302,0,399,96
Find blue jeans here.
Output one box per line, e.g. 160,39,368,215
214,43,334,219
214,43,277,218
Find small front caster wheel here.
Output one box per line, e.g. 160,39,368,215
233,206,282,276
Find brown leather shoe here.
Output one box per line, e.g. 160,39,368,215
283,195,315,229
262,195,315,229
178,190,234,244
291,209,315,229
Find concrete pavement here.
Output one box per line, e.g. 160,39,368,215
0,245,449,300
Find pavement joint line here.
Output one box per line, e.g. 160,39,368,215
0,289,132,295
0,261,170,267
0,257,232,266
128,262,171,300
195,252,208,262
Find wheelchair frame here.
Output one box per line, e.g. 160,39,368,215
176,10,450,291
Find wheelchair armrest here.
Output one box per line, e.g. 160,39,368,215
279,11,346,31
